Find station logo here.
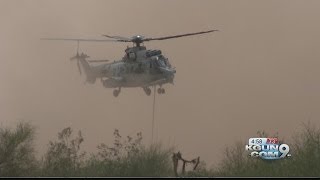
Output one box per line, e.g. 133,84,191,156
245,138,291,160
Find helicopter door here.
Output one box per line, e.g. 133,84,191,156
152,56,166,68
149,61,153,68
112,64,120,77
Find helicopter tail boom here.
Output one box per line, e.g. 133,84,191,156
71,53,96,84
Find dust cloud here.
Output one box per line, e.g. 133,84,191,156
1,0,320,166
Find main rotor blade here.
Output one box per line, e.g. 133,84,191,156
143,30,219,41
102,35,131,41
87,59,110,63
41,38,119,42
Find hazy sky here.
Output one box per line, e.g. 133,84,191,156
1,0,320,167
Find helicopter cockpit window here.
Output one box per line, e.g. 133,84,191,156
129,52,136,60
163,58,171,67
154,57,166,68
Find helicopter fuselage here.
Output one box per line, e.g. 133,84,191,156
43,29,217,97
82,46,176,95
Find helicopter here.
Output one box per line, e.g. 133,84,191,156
42,30,218,97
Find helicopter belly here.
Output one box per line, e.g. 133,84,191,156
102,79,148,88
102,73,167,88
102,79,141,88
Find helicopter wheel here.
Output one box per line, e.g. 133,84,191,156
144,87,151,96
157,88,165,94
146,88,151,96
113,89,120,97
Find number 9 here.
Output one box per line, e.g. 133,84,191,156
279,144,289,158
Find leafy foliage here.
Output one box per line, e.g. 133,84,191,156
81,130,173,177
0,121,319,177
215,122,320,177
96,129,142,162
0,122,38,177
41,127,85,176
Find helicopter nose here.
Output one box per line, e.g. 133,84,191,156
165,69,176,83
159,67,176,75
170,68,176,75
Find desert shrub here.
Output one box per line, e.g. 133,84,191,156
41,127,85,176
81,129,174,177
1,121,319,177
214,123,320,177
122,143,174,177
0,122,38,177
286,122,320,176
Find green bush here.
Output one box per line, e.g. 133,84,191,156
1,121,319,177
81,129,174,177
41,127,85,177
214,123,320,177
0,122,38,177
286,122,320,176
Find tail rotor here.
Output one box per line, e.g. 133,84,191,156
70,40,83,75
76,58,82,75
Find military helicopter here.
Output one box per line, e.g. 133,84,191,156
42,30,218,97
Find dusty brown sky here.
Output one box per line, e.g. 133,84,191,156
1,0,320,167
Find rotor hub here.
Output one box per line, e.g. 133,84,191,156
131,35,145,46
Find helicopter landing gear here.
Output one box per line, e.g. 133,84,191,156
157,88,165,94
143,87,151,96
113,87,121,97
